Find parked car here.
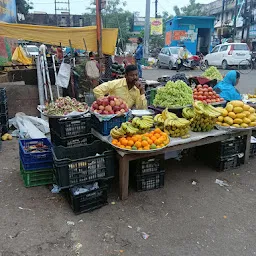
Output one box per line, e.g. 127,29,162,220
204,43,251,69
23,45,39,57
157,47,192,69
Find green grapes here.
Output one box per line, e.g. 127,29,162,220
202,66,223,81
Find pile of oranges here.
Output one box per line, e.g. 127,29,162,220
111,128,170,151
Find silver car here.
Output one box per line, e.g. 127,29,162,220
157,47,192,70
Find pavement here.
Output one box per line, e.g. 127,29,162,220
1,68,256,256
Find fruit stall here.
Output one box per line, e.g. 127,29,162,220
1,67,256,212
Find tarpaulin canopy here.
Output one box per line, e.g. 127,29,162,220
0,23,118,55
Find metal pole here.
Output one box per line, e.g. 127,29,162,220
36,56,45,109
96,0,103,74
155,0,158,18
55,0,57,26
233,0,238,42
144,0,150,59
242,0,248,40
52,55,60,98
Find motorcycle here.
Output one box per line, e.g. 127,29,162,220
182,53,207,71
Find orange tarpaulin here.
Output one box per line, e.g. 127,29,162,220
0,23,118,55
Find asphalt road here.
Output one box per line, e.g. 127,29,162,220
143,68,256,94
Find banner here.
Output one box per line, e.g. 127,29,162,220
150,18,163,35
0,0,16,23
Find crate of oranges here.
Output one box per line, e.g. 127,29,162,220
110,128,170,152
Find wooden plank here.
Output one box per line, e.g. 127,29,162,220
118,154,130,200
244,129,252,164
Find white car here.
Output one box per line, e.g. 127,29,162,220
157,47,192,69
23,45,39,57
204,43,251,69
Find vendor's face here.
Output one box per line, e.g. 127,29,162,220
125,70,138,85
235,78,240,86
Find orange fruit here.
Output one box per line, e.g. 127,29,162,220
142,136,148,141
144,146,150,150
155,133,161,139
126,146,132,150
120,145,125,148
155,128,161,133
156,145,161,149
112,139,118,145
121,139,128,146
138,147,143,150
131,136,137,143
141,140,148,147
126,136,132,141
135,141,142,148
160,144,165,148
147,139,153,145
128,140,134,147
151,136,157,142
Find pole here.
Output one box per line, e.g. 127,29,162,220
155,0,158,18
96,0,103,74
242,0,248,40
220,0,225,39
246,0,253,42
144,0,150,59
55,0,57,26
233,0,238,42
36,56,45,109
52,55,60,98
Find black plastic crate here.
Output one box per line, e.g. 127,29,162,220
52,140,116,188
49,115,91,139
250,143,256,157
50,131,99,147
0,112,8,125
130,155,164,175
216,154,242,172
136,171,165,192
91,114,129,136
0,88,7,102
66,182,108,214
0,101,7,114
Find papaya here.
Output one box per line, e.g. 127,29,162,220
218,116,224,122
240,123,249,128
243,117,251,124
233,107,243,114
243,104,250,111
236,113,246,119
233,118,243,124
222,109,228,117
249,121,256,127
226,103,233,112
224,116,233,125
228,112,236,119
243,111,251,117
248,114,256,122
230,100,244,107
232,124,240,128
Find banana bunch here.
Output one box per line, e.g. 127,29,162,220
132,116,154,130
164,117,190,138
110,122,140,139
190,101,221,132
248,94,256,99
162,108,178,120
182,107,195,120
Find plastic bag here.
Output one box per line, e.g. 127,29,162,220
56,62,71,88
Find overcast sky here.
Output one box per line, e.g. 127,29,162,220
30,0,213,16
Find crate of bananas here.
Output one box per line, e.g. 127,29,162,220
154,108,190,138
185,101,221,132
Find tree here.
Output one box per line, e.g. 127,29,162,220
86,0,132,51
16,0,33,15
173,0,205,16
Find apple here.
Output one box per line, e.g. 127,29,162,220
206,99,211,103
208,87,213,91
97,99,103,105
99,105,104,110
203,84,209,89
105,105,112,112
103,110,109,115
113,106,120,112
94,110,99,113
108,96,115,101
197,85,202,89
115,99,121,106
109,110,114,114
120,109,125,114
92,102,99,110
102,99,109,107
98,110,103,114
110,100,115,107
120,104,126,109
116,111,121,115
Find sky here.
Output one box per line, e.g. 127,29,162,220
30,0,213,16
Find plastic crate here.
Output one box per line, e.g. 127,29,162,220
130,155,164,175
136,171,165,192
216,154,242,172
66,182,108,214
0,88,7,102
49,115,91,139
0,112,8,125
52,140,116,188
19,138,53,170
50,131,99,147
91,114,129,136
250,143,256,157
0,101,7,114
20,162,53,188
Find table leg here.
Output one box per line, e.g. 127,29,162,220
119,155,129,200
244,129,252,164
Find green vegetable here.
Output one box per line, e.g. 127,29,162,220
202,66,223,81
153,80,193,108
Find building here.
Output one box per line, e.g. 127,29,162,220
202,0,256,40
18,12,94,27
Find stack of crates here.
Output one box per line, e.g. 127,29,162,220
196,136,245,171
250,131,256,157
50,115,116,214
19,138,54,187
131,155,165,192
0,88,8,133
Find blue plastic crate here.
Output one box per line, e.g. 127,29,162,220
19,138,53,170
91,114,129,136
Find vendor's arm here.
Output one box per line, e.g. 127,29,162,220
93,80,116,98
134,81,147,109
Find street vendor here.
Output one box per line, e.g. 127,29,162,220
93,65,147,109
213,70,242,102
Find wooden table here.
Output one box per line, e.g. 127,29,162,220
117,129,252,200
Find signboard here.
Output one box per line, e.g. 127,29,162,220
150,18,163,35
0,0,17,23
249,25,256,38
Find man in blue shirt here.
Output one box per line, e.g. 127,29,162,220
135,37,143,78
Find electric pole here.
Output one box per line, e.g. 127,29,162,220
155,0,158,18
96,0,103,73
144,0,151,59
241,0,248,40
54,0,71,27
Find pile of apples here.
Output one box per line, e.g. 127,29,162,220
91,96,129,115
193,84,224,104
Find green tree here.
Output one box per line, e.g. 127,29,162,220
173,0,205,16
86,0,132,51
16,0,33,15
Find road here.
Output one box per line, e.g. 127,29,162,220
143,68,256,94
